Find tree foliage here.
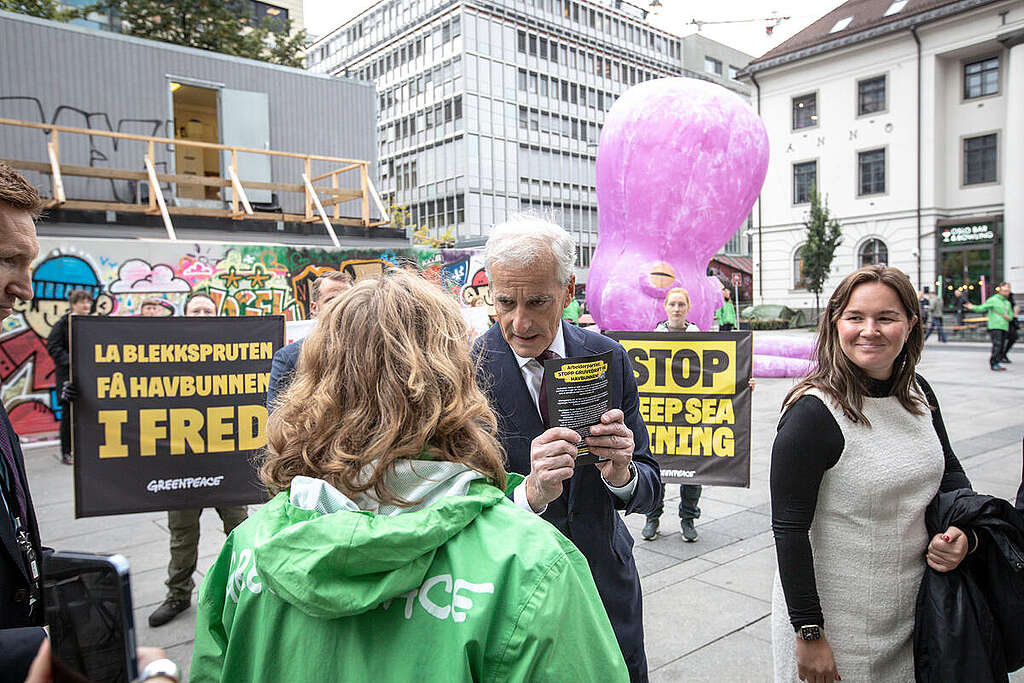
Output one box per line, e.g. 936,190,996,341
1,0,87,22
94,0,308,67
801,185,843,321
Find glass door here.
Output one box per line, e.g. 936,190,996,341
940,246,994,307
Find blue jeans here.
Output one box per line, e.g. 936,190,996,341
924,316,946,342
648,484,702,521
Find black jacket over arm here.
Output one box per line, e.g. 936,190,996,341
0,404,46,683
473,321,660,681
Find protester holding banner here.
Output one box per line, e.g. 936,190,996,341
643,288,700,542
45,289,94,465
267,270,352,409
770,265,973,683
148,291,248,629
191,270,628,682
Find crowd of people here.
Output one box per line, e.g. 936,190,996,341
2,156,1022,683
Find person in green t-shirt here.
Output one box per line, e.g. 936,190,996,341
562,297,581,323
714,286,738,331
966,281,1013,371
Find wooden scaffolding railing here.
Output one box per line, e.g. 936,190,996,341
0,117,391,244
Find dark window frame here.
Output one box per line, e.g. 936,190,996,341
857,74,887,116
792,160,817,205
963,55,999,100
963,132,998,186
857,147,886,196
792,92,818,130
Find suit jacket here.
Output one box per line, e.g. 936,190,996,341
473,321,660,680
266,338,304,410
0,404,46,683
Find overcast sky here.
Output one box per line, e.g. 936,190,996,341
303,0,848,59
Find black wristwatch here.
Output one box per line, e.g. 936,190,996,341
798,624,823,641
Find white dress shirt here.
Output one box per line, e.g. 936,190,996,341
510,325,638,513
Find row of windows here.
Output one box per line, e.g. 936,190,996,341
791,55,1001,130
792,133,999,204
382,95,465,144
518,106,599,143
517,68,617,111
525,0,679,59
377,56,461,113
703,57,741,81
406,194,466,232
794,239,888,289
516,29,665,86
350,16,461,81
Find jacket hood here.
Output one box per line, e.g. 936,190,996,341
251,461,506,619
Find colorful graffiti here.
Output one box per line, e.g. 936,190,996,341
2,237,489,436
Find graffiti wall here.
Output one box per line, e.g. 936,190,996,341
3,237,490,436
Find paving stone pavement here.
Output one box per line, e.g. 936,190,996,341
19,337,1022,681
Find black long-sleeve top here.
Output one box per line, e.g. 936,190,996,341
770,374,971,630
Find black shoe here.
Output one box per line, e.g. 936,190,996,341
641,517,659,541
148,598,190,627
60,453,73,465
680,518,699,542
1000,357,1012,363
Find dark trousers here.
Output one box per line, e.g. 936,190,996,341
924,316,946,342
989,329,1007,368
1006,324,1018,358
648,484,702,521
719,323,734,332
58,400,71,456
166,506,247,601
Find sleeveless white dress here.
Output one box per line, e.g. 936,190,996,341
771,388,945,682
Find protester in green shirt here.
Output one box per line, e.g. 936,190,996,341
562,297,582,323
714,286,738,331
966,282,1013,371
191,271,627,683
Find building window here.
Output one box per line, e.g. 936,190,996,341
858,238,888,266
964,56,998,99
793,161,816,204
964,133,997,185
858,148,886,195
792,93,817,129
704,56,722,76
858,75,886,115
728,65,740,80
793,245,808,289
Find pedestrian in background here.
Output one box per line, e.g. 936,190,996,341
1004,289,1018,362
45,289,93,465
953,290,967,337
148,291,248,628
966,281,1013,371
923,287,946,343
715,286,737,331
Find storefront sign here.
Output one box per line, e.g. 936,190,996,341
941,223,995,245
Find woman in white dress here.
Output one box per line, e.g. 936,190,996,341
770,265,974,682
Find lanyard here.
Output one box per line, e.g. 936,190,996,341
0,475,40,614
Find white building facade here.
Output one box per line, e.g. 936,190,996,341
742,0,1023,313
306,0,752,267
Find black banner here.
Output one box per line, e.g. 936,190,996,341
70,316,284,517
606,331,752,487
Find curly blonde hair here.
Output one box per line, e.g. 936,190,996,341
262,270,507,504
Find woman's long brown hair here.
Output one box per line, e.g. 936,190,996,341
783,265,928,425
261,270,507,504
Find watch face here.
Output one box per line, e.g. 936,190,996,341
800,625,822,641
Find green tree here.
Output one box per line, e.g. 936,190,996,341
1,0,88,21
801,185,843,322
95,0,308,67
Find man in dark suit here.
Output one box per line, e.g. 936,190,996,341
0,162,47,682
266,271,353,409
473,217,660,682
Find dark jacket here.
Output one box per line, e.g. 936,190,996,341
45,312,71,386
914,489,1024,682
0,403,46,683
266,338,303,410
473,321,660,681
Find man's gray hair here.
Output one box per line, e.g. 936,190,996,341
485,215,577,286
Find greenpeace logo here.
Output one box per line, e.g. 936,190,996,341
146,476,224,493
661,469,696,478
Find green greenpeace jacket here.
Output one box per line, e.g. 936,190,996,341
972,293,1012,332
190,462,628,683
715,301,737,327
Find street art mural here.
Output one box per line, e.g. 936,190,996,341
3,237,488,436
